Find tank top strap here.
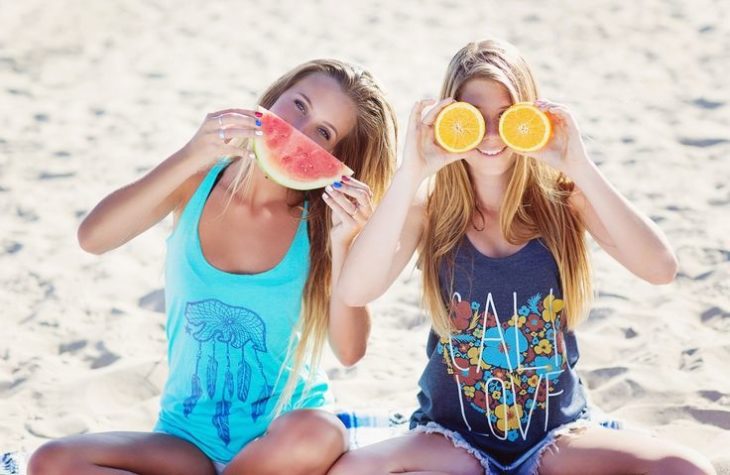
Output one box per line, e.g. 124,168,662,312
171,159,228,240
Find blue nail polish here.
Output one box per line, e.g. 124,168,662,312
333,181,342,188
255,119,262,126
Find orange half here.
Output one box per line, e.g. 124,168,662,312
498,102,552,153
434,102,486,153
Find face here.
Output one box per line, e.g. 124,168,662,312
269,72,358,152
458,78,516,175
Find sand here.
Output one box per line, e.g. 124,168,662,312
2,0,729,471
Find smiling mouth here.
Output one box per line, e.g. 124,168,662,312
476,145,507,157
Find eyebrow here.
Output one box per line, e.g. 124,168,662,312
299,92,339,139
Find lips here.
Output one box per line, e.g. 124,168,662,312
476,145,508,157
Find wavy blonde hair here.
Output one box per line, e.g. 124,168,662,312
420,39,592,338
225,59,397,416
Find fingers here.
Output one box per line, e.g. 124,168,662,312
324,184,359,215
322,191,357,227
535,99,571,118
334,181,373,215
216,113,260,129
209,116,260,136
339,176,373,198
408,99,436,131
217,127,263,141
422,97,456,126
209,108,261,119
205,109,262,135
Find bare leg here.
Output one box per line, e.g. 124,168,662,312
26,431,216,475
223,409,348,475
537,425,716,475
326,431,483,475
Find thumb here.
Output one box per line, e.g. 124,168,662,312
441,152,465,168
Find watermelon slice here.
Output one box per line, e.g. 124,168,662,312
253,106,354,190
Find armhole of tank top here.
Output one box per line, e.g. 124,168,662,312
166,161,227,243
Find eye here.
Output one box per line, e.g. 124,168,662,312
318,127,331,141
294,99,306,113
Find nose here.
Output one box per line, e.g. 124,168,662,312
291,116,329,148
484,113,501,137
479,117,504,147
290,115,307,134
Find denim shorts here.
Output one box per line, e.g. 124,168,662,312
411,405,618,475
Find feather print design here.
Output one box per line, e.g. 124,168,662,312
183,299,272,445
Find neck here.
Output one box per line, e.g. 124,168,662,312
468,165,512,214
223,158,301,208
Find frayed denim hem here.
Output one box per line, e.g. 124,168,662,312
410,415,601,475
412,421,492,475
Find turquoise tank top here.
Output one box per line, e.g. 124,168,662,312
153,160,332,463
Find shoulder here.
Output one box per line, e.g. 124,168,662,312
172,167,214,216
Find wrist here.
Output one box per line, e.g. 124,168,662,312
394,166,426,193
567,154,598,186
331,237,350,253
170,148,203,174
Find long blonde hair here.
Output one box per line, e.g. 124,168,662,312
420,39,592,338
226,59,397,415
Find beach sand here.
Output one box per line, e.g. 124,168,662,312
2,0,729,471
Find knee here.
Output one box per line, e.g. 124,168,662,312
273,409,348,458
27,440,76,475
233,410,348,475
652,451,717,475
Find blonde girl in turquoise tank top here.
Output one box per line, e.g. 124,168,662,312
28,60,397,475
330,39,715,475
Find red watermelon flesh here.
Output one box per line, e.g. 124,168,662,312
254,106,354,190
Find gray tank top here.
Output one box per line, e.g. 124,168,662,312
410,236,587,464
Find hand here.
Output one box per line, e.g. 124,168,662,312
176,108,262,171
400,98,466,182
528,99,591,176
322,177,374,247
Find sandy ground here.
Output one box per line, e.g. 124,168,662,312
2,0,729,471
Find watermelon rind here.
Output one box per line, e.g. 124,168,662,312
253,106,354,190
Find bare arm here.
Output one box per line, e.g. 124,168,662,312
336,171,426,308
568,163,678,284
337,98,464,308
532,99,678,284
325,99,463,365
77,109,260,254
327,239,372,367
323,174,428,366
78,152,200,254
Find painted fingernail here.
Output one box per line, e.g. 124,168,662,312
255,130,263,136
341,175,350,182
255,111,263,118
255,119,262,126
333,181,342,188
